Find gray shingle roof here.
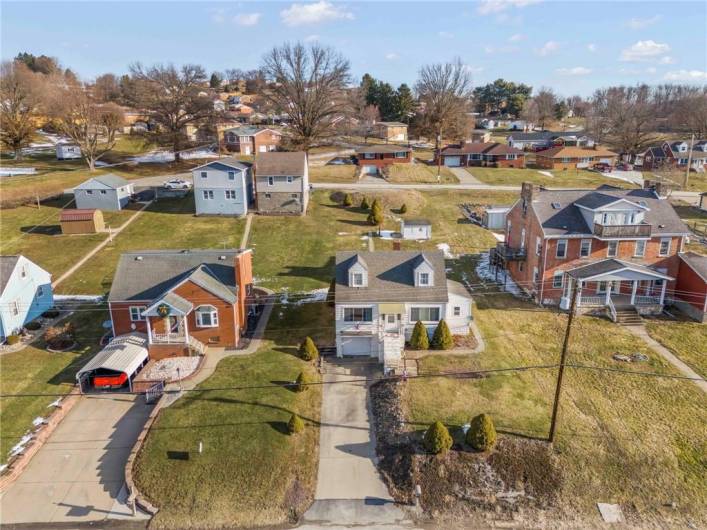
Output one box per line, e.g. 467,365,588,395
108,249,244,302
255,152,307,176
446,279,471,298
192,157,251,172
0,256,20,296
335,251,449,303
566,259,673,280
679,252,707,282
530,187,690,236
75,173,129,190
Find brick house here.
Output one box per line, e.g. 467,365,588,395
535,146,617,170
491,183,691,320
673,252,707,322
222,126,281,155
107,249,253,359
632,145,668,170
661,139,707,172
355,145,412,175
436,141,525,168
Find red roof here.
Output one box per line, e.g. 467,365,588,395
60,209,98,222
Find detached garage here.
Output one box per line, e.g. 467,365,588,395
77,333,149,392
340,335,373,356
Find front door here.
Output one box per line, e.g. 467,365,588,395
384,314,397,332
168,316,180,333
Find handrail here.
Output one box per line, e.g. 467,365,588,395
607,297,617,322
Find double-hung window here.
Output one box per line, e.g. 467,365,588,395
536,237,542,256
607,240,618,257
225,190,237,200
453,306,461,316
419,272,430,286
580,239,592,257
129,306,146,321
659,238,671,256
200,171,207,179
11,300,19,316
267,176,274,186
196,305,219,327
410,307,440,322
227,171,235,180
202,190,214,200
286,176,294,183
556,239,568,258
635,240,646,257
395,151,407,159
552,271,564,288
351,273,364,287
344,307,372,322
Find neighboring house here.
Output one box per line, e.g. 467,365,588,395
373,121,408,142
436,142,525,168
0,255,53,340
401,219,432,240
222,126,281,155
334,251,472,369
355,145,412,175
507,131,595,150
508,119,533,131
107,249,254,359
254,151,309,215
662,139,707,172
673,252,707,322
60,209,105,234
633,145,668,170
491,183,691,320
470,129,492,143
192,158,253,217
73,174,134,211
535,146,617,170
56,142,81,160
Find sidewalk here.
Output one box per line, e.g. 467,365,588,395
449,166,484,185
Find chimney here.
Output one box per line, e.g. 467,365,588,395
643,179,671,199
392,240,402,251
521,182,538,203
234,250,253,332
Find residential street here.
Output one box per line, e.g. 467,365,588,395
0,394,151,525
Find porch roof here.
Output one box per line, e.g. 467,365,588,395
143,292,193,317
77,333,148,378
566,259,673,282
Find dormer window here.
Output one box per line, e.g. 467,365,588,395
352,273,364,287
419,272,430,286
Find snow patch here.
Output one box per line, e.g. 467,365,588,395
131,147,219,164
537,170,554,178
32,417,46,427
48,398,62,408
10,433,33,457
293,288,329,305
378,230,397,240
491,232,505,242
436,243,453,259
475,252,524,297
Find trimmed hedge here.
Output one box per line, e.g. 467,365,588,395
343,193,353,207
431,319,454,350
466,413,497,451
6,334,21,346
288,413,305,434
294,371,313,392
409,320,429,350
25,320,42,331
423,421,453,454
42,309,60,319
299,336,319,361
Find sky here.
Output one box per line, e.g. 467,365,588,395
1,0,706,97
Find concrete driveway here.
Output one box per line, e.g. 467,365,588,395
0,394,151,525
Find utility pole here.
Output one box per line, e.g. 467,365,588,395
436,131,442,183
548,278,581,443
685,133,695,189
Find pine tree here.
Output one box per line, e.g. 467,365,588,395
343,193,353,207
409,320,429,350
370,198,382,212
299,336,319,361
400,203,408,214
288,413,305,434
423,421,453,454
466,413,497,451
209,72,223,89
431,319,454,350
294,371,312,392
361,197,370,210
394,84,416,123
368,207,383,227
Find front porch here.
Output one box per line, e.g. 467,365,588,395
142,294,206,355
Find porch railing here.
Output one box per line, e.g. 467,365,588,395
607,297,617,322
580,295,604,306
151,332,186,344
635,295,661,305
593,222,652,238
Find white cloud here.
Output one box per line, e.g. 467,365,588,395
304,34,319,42
438,31,454,39
646,67,657,74
587,43,597,52
477,0,543,15
536,40,560,56
620,40,671,62
463,65,485,74
385,52,399,60
556,66,592,76
280,1,353,26
233,13,261,26
663,70,707,81
509,33,524,42
625,15,661,30
659,56,675,64
210,8,228,24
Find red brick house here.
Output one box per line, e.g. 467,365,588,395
535,146,617,170
223,126,281,155
673,252,707,322
491,183,691,321
355,145,412,175
436,141,525,168
107,249,253,359
661,139,707,172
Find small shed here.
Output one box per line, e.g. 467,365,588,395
482,206,510,230
76,333,149,392
401,219,432,240
60,209,105,234
56,142,81,160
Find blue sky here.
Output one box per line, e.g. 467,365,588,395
2,0,706,96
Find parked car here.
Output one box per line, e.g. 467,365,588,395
592,162,612,172
615,162,633,171
93,372,127,389
163,178,192,190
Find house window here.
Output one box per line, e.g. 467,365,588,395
635,240,646,257
561,157,571,163
100,190,107,194
351,273,364,287
556,239,568,258
202,190,214,200
228,171,236,180
227,133,236,143
419,272,430,286
200,171,207,179
86,190,93,194
659,238,671,256
291,193,298,199
519,261,524,272
37,286,44,298
607,240,618,257
196,305,219,327
410,307,440,322
533,267,539,285
225,190,237,200
20,267,26,278
597,281,608,293
506,154,517,160
268,176,274,186
536,237,542,256
11,300,19,316
344,307,373,322
287,176,293,183
395,151,407,159
129,306,146,321
470,154,481,160
363,153,375,159
553,271,564,288
453,306,461,316
265,193,271,199
580,239,592,257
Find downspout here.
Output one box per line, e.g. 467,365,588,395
539,236,549,305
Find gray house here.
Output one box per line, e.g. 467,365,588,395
192,158,253,216
254,152,309,215
73,174,134,211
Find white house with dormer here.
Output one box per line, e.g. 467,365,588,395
192,157,253,216
334,251,472,370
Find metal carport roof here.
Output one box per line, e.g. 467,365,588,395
76,333,149,379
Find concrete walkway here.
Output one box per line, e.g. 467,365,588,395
449,166,484,185
52,201,152,288
627,325,707,394
240,213,253,249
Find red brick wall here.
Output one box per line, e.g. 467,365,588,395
357,152,411,167
235,251,253,329
253,131,281,153
110,301,150,336
675,258,707,311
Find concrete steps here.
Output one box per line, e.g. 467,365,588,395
615,307,643,326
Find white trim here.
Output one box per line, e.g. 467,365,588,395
577,266,673,283
195,305,219,327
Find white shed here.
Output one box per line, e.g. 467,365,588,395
482,207,510,230
401,219,432,240
56,142,81,160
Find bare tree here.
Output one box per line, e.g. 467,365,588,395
260,42,350,151
130,63,215,161
360,104,380,143
93,73,121,102
532,87,557,130
0,61,41,159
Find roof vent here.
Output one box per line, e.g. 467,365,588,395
659,224,665,228
551,202,561,209
219,255,227,260
135,256,143,261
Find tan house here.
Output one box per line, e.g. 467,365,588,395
60,209,105,234
374,122,408,142
535,146,617,170
254,152,309,215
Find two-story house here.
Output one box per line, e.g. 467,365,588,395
107,249,253,359
222,126,281,155
0,255,53,341
436,141,525,168
662,139,707,172
334,251,472,369
253,151,309,215
491,183,691,321
192,158,253,216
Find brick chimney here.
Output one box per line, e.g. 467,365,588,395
643,179,671,199
392,240,402,251
521,182,539,203
234,250,253,330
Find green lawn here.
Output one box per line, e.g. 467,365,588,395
0,308,108,464
0,196,133,279
403,272,707,524
388,163,459,184
308,164,357,183
646,320,707,379
56,195,246,295
646,170,707,193
134,300,328,528
671,201,707,255
466,167,635,189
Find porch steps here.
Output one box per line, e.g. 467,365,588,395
614,307,643,326
187,335,206,355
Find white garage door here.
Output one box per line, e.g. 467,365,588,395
444,156,461,167
341,336,372,356
362,165,378,175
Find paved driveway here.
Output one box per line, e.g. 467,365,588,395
0,394,151,525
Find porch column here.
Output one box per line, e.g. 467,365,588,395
660,281,667,305
575,279,582,308
183,315,190,345
145,317,152,344
604,281,611,305
630,280,638,305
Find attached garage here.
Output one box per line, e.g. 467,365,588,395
77,333,149,392
340,336,373,356
443,156,461,167
362,165,379,175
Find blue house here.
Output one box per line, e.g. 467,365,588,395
0,255,53,340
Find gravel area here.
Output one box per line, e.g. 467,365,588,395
141,356,200,381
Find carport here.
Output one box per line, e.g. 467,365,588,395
76,333,149,392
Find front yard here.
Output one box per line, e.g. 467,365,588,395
387,163,458,184
646,320,707,379
465,166,634,189
308,164,357,183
